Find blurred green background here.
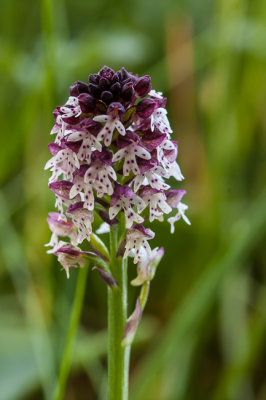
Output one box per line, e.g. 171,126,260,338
1,0,266,399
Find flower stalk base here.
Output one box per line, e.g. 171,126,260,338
107,225,131,400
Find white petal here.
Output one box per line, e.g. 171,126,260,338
44,158,54,170
67,131,84,141
109,204,121,219
93,115,110,123
134,146,151,160
112,149,125,162
69,184,81,199
114,120,126,135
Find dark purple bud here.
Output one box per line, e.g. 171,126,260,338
66,201,85,214
99,77,110,89
110,82,121,95
138,158,158,174
120,67,129,80
117,130,139,148
89,74,99,84
70,81,89,96
111,184,136,206
78,93,95,113
142,130,166,151
123,77,133,85
92,266,118,288
136,98,157,118
92,148,113,165
88,83,101,97
61,137,81,152
121,82,134,102
111,73,119,83
48,143,61,156
139,186,161,198
61,115,82,125
138,117,152,132
64,140,82,153
49,181,73,199
134,75,151,97
99,66,115,80
101,91,114,104
73,164,89,178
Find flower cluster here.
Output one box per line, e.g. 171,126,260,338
45,66,190,278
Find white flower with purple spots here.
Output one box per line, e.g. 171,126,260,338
84,152,116,196
69,150,116,210
151,107,172,134
112,131,151,176
69,167,95,210
45,212,78,252
67,123,102,164
49,180,79,221
66,202,94,243
124,225,155,264
94,102,126,146
109,185,145,228
54,242,94,279
59,96,82,119
45,142,80,182
139,186,172,221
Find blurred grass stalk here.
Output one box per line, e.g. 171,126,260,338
0,191,56,400
52,266,89,400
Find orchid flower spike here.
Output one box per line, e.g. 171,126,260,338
45,66,190,278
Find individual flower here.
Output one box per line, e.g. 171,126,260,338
45,212,77,252
66,202,94,244
131,247,164,286
123,224,155,264
112,131,151,176
49,180,78,220
109,184,145,228
54,242,94,278
45,141,80,182
139,186,172,222
132,158,170,192
151,107,173,134
94,102,126,146
83,149,116,197
168,202,191,233
66,119,102,164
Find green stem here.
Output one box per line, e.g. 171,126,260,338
53,265,89,400
108,225,131,400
